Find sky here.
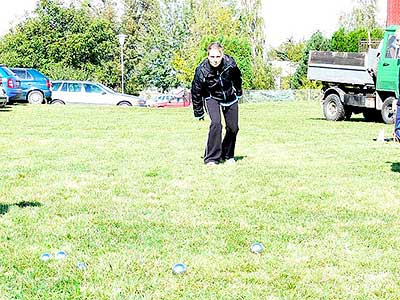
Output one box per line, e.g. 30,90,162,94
0,0,388,48
262,0,387,47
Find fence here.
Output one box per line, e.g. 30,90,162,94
242,89,322,103
141,89,322,103
358,40,381,52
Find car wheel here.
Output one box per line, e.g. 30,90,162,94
51,99,65,105
27,90,44,104
117,101,132,106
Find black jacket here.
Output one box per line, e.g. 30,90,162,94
191,55,242,118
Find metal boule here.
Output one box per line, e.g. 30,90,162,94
172,263,187,275
55,251,67,260
250,242,265,254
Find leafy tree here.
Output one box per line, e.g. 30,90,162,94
237,0,274,89
87,0,119,23
120,0,184,93
331,27,384,52
251,56,275,89
291,31,330,89
171,0,241,86
171,0,273,89
0,0,119,86
269,39,305,62
237,0,265,58
339,0,379,31
0,0,280,92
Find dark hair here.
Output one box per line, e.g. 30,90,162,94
207,42,224,54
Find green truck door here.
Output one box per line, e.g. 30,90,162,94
377,31,400,97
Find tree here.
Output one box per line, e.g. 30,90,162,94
291,31,330,89
120,0,184,93
237,0,273,89
331,27,384,52
0,0,278,92
237,0,265,58
0,0,119,86
339,0,379,31
171,0,274,89
171,0,242,87
269,39,305,62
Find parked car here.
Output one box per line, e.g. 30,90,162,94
148,95,190,108
0,65,21,102
11,68,52,104
0,84,8,108
50,81,146,107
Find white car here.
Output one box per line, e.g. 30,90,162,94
0,86,8,108
51,80,146,107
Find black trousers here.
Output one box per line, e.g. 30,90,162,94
204,98,239,164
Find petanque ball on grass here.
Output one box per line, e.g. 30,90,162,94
77,262,88,270
172,263,187,275
250,242,265,254
55,251,67,260
40,253,52,261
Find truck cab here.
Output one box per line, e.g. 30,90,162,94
376,25,400,99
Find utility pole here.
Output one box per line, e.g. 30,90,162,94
117,34,127,94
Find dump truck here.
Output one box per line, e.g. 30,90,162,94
307,26,400,124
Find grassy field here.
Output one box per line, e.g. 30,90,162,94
0,101,399,299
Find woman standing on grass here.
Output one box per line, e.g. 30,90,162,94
191,42,243,165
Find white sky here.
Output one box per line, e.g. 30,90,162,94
0,0,37,36
0,0,388,48
262,0,387,47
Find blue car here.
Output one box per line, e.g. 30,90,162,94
11,68,52,104
0,65,22,101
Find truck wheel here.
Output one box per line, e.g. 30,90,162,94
323,94,345,121
381,97,396,124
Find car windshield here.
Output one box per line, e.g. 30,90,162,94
97,83,116,94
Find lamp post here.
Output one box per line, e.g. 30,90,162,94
117,33,127,94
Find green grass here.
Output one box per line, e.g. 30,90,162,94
0,101,399,299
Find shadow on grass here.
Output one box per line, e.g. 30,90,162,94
11,102,29,106
0,105,13,112
308,118,326,121
0,201,42,215
234,156,246,162
200,155,247,162
308,117,369,123
346,118,370,123
391,162,400,173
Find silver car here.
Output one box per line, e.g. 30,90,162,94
51,80,146,107
0,85,8,108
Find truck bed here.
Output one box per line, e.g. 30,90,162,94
307,50,377,86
